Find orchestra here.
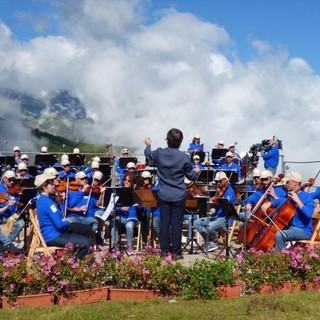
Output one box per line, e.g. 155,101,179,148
0,135,317,258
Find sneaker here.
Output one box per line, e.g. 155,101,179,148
202,242,218,252
127,246,135,256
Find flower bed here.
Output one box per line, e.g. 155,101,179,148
1,244,320,308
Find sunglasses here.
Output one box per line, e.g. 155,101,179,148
79,177,88,180
261,178,269,181
19,169,27,172
124,178,131,182
8,178,16,182
216,179,224,183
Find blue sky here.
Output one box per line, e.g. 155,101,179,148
1,0,320,73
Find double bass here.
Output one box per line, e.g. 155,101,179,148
237,174,283,246
251,178,315,251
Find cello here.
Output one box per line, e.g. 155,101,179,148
251,177,315,251
237,174,283,246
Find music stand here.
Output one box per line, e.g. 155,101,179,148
211,148,228,160
217,198,240,259
198,170,215,184
68,154,85,167
222,170,238,184
35,154,58,166
0,156,15,170
99,164,112,177
119,157,137,169
183,196,210,255
16,188,38,252
100,156,113,164
102,187,135,252
27,166,39,177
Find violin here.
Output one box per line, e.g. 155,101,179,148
83,185,104,195
0,192,10,204
211,183,228,205
54,180,67,193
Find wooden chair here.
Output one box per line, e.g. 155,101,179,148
27,209,63,260
297,211,320,245
228,205,241,246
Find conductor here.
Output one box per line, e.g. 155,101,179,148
144,128,200,259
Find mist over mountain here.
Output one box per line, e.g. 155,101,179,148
0,88,95,151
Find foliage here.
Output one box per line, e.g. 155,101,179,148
237,245,320,293
2,244,320,305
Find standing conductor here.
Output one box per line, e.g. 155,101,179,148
144,128,200,259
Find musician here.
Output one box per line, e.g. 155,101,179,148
13,146,21,165
144,128,200,259
261,136,279,175
239,170,285,221
118,162,137,185
0,170,24,252
20,154,29,165
85,160,100,179
247,168,261,192
220,152,241,181
211,140,225,167
136,170,154,245
110,171,138,255
187,134,204,155
58,159,75,179
228,144,241,162
15,162,32,178
115,148,130,176
263,171,314,251
192,155,205,170
194,171,235,252
66,171,99,233
40,146,48,154
54,154,69,168
311,187,320,214
35,172,93,260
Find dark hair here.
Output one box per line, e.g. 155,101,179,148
166,128,183,148
122,172,137,187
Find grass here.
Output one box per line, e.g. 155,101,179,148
1,291,320,320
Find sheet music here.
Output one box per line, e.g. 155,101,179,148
99,194,119,221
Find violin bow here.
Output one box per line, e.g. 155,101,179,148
64,177,70,218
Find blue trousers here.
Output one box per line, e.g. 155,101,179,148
158,198,185,256
275,226,310,251
47,232,93,260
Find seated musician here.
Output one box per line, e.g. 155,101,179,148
0,170,25,253
187,134,204,155
192,155,205,170
262,171,314,251
110,172,138,255
115,148,130,176
194,171,235,252
13,146,21,165
220,152,241,181
211,140,225,167
58,159,75,180
239,170,285,221
136,170,155,245
247,168,261,192
20,154,29,165
228,144,241,162
15,162,31,178
84,160,100,179
35,172,93,260
66,171,99,233
311,186,320,214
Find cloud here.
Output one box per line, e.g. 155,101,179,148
0,0,320,179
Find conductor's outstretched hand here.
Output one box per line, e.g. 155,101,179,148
143,137,152,145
